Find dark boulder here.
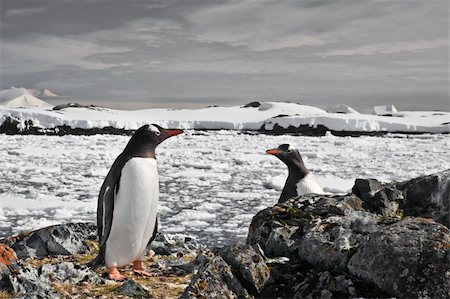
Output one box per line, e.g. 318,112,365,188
397,169,450,227
118,279,152,298
218,243,270,295
348,217,450,299
0,116,21,134
242,102,261,108
3,222,96,260
293,270,357,299
181,254,251,299
182,243,269,298
352,178,403,217
352,169,450,227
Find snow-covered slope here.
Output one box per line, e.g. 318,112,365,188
263,110,449,133
0,98,448,133
0,87,54,108
0,101,326,131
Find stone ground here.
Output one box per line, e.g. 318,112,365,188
1,240,198,299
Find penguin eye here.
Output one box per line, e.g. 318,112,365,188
286,149,292,154
154,131,161,136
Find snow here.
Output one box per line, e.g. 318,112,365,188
373,105,398,115
264,110,449,133
327,103,360,114
1,132,449,246
0,87,54,108
29,88,58,98
0,99,448,133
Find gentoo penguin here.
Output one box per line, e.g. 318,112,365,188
266,144,324,203
88,124,183,280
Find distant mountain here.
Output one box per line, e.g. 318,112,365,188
29,88,58,98
0,87,54,108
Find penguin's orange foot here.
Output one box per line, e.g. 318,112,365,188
108,267,126,281
133,269,154,277
132,260,154,277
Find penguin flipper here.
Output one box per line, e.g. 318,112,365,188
148,216,158,245
86,246,105,270
89,155,128,269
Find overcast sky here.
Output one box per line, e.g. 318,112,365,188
1,0,448,111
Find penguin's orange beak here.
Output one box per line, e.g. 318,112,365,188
266,149,282,155
166,129,184,136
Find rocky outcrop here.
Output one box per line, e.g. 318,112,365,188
397,170,450,227
3,222,97,260
244,170,450,298
348,217,449,299
353,169,450,227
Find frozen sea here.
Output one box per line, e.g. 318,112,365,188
1,131,449,246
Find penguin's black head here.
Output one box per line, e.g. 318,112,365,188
266,144,308,173
125,124,183,155
138,124,183,143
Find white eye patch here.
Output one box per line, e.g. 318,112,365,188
148,124,161,135
288,144,297,151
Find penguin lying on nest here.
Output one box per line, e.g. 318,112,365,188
267,143,324,203
88,124,183,281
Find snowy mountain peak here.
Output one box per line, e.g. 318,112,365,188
29,88,58,98
0,87,54,108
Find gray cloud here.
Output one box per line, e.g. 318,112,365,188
1,0,448,111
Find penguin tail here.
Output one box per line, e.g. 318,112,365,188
86,248,105,270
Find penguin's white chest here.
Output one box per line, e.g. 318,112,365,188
296,174,324,196
105,157,159,268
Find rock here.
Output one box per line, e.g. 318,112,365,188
4,222,96,260
117,280,151,298
397,169,450,227
6,261,104,297
148,233,204,256
156,256,200,276
247,194,377,271
0,263,13,292
0,244,18,266
52,103,96,110
0,244,19,292
9,265,59,298
352,178,384,199
242,101,261,108
352,178,403,217
0,116,21,134
353,170,450,227
293,271,357,299
181,255,251,299
348,217,450,299
247,181,450,298
218,243,270,295
40,262,102,285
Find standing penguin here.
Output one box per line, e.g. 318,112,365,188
266,144,324,203
88,124,183,280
